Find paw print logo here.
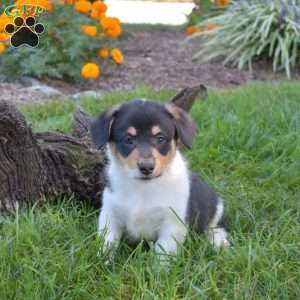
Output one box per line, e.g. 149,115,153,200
4,16,45,48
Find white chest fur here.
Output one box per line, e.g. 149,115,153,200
100,150,190,243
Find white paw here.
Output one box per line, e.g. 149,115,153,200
209,227,230,248
97,242,117,264
96,233,119,262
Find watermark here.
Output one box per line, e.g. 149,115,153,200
3,4,47,48
4,4,47,17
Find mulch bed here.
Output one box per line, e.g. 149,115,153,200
1,27,299,104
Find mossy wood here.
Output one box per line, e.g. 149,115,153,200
0,85,207,213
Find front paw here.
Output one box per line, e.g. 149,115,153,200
209,227,230,249
154,243,176,266
97,246,116,265
97,233,120,261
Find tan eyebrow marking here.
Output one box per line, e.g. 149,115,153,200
151,126,161,135
127,126,137,136
110,143,139,169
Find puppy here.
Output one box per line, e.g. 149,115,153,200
91,99,229,261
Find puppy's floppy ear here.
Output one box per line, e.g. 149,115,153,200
164,103,196,149
90,104,121,149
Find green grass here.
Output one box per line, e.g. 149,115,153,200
1,81,300,299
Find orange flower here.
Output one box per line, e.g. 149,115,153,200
90,9,99,20
92,1,107,14
0,42,6,55
90,1,107,20
186,25,199,35
90,9,105,20
81,63,100,79
215,0,231,8
0,32,9,42
111,48,123,64
101,16,120,28
98,47,109,58
100,17,122,38
15,0,53,12
81,25,97,37
75,1,92,13
204,23,219,32
0,15,13,31
106,25,122,38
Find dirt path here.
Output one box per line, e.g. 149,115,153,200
0,27,297,104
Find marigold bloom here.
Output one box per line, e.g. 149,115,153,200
101,17,122,38
98,47,109,58
204,23,219,32
81,25,97,37
101,16,120,28
215,0,231,8
0,15,13,31
111,48,124,64
90,1,107,19
106,25,122,38
92,1,107,14
0,42,5,55
90,9,99,20
75,1,92,13
81,63,100,79
90,10,105,20
0,32,9,41
186,25,199,35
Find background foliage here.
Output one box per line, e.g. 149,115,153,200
0,1,123,80
191,0,300,77
187,0,229,26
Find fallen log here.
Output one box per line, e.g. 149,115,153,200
0,85,207,213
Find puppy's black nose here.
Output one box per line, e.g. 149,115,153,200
138,160,154,175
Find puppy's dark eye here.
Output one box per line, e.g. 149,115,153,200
157,135,166,144
123,135,134,145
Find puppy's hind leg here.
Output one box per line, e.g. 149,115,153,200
207,200,230,248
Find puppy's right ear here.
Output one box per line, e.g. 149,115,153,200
90,105,121,149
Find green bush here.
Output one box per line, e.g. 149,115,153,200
0,1,122,80
188,0,213,25
187,0,230,26
192,0,300,78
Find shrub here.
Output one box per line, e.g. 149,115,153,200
0,0,123,80
190,0,300,78
186,0,230,30
187,0,212,26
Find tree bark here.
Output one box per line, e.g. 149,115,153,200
0,86,206,213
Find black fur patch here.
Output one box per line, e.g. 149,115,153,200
186,172,220,233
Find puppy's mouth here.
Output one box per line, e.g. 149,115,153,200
136,174,161,181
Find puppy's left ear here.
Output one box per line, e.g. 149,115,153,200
90,104,121,149
165,103,196,149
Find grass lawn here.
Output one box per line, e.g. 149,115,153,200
1,81,299,299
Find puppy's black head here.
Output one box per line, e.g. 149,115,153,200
91,100,196,179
